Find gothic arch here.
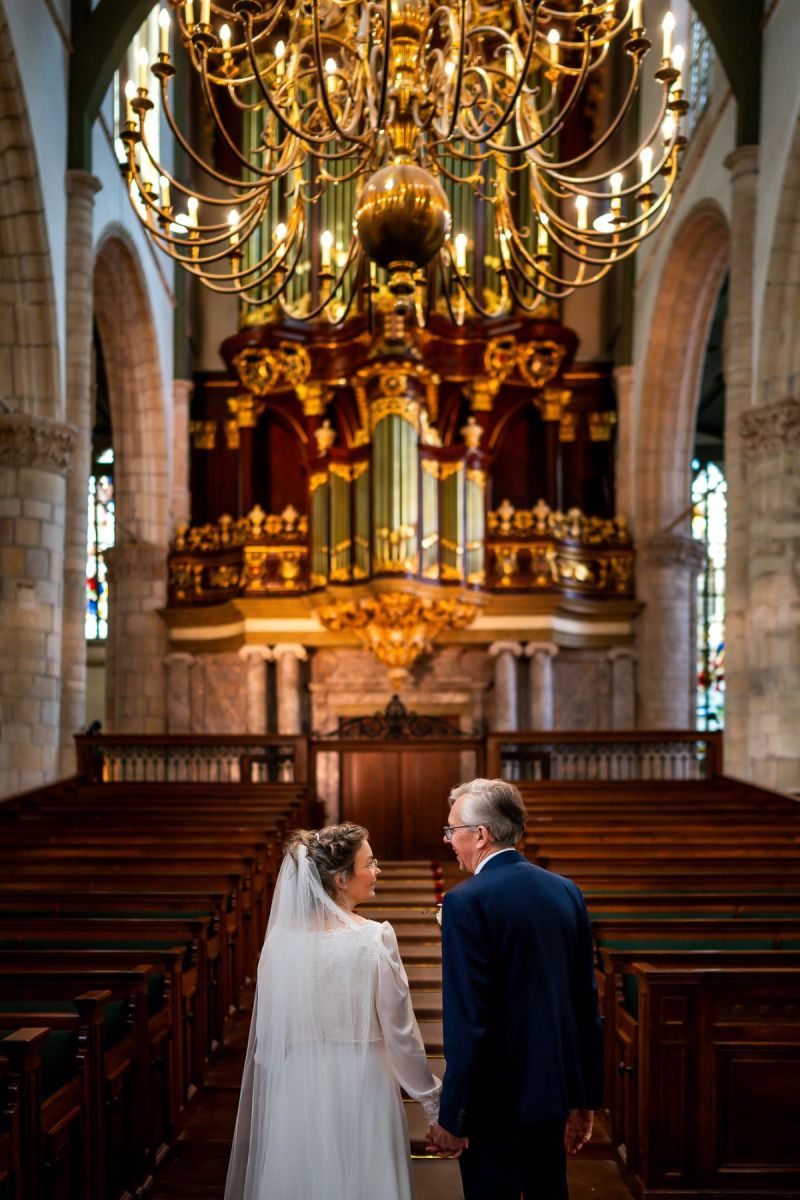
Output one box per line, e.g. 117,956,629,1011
93,226,169,546
636,201,730,536
0,5,60,419
759,115,800,405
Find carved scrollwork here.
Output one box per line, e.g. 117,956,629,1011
739,397,800,460
0,413,76,475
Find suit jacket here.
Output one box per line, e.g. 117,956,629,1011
438,850,603,1137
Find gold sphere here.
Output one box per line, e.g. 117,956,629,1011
354,162,452,269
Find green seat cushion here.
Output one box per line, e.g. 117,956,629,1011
622,973,639,1019
103,1001,128,1050
0,1028,77,1099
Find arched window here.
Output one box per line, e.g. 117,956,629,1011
688,13,714,135
86,328,115,642
692,460,726,730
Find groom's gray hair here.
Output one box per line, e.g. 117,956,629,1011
449,778,526,848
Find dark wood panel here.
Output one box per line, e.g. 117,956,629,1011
341,752,402,858
400,750,472,859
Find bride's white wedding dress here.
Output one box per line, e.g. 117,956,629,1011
224,849,440,1200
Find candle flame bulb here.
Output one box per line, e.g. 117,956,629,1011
537,217,549,255
274,222,287,242
640,146,653,182
325,57,337,95
320,228,333,269
220,24,231,51
662,10,675,60
228,209,240,246
575,194,588,230
662,115,676,141
671,42,684,84
124,78,136,122
275,40,286,77
137,46,149,90
187,196,199,227
159,8,170,56
455,232,468,271
611,172,623,195
547,27,560,66
159,175,171,209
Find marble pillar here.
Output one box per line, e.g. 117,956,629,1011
239,645,272,734
525,642,558,731
488,641,522,731
637,533,706,728
274,644,308,735
607,648,637,729
0,412,75,796
59,170,102,775
105,541,168,732
723,146,759,778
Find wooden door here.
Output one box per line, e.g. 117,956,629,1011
340,747,472,858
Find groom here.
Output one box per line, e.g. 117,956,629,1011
427,778,603,1199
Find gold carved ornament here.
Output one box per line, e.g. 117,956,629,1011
314,593,479,688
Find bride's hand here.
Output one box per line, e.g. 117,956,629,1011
426,1122,468,1159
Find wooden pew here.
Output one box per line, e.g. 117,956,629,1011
0,1053,20,1200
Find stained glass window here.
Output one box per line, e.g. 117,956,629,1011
688,14,714,135
86,451,115,641
692,460,726,730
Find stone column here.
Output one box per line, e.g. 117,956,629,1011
488,641,522,731
525,642,558,731
0,413,75,796
738,400,800,791
607,647,637,730
164,652,194,734
59,170,102,775
105,542,168,732
238,645,272,734
612,364,635,520
637,533,706,728
273,644,308,735
723,145,759,778
171,379,193,530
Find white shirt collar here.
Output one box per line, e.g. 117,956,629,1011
473,847,516,875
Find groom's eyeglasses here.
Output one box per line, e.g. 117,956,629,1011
366,856,380,870
442,824,478,842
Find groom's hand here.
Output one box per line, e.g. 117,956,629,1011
564,1108,593,1155
426,1122,469,1159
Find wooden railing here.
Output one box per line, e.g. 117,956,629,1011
486,731,723,782
74,734,309,785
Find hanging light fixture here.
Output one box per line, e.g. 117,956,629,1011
121,0,687,324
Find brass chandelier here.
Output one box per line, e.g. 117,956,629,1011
121,0,688,323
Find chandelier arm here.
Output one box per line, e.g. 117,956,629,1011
293,239,361,322
310,0,371,149
450,11,540,146
438,243,515,322
545,91,671,185
524,51,645,172
534,188,675,267
483,30,592,153
157,69,282,187
241,14,346,149
159,212,308,295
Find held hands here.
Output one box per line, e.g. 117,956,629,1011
564,1108,593,1156
425,1122,469,1159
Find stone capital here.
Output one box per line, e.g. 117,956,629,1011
523,641,559,659
163,652,195,667
640,532,706,573
272,642,308,662
65,170,103,201
724,145,759,183
238,644,273,662
739,397,800,460
488,641,523,659
0,412,77,475
606,646,638,663
105,541,167,580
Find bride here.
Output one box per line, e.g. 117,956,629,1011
224,822,442,1199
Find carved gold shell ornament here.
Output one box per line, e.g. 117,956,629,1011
314,592,479,688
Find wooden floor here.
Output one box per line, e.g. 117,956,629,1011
151,862,632,1200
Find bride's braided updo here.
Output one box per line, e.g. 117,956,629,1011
286,822,369,899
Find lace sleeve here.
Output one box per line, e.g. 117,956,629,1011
375,922,441,1121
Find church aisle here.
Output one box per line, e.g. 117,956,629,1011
151,860,632,1200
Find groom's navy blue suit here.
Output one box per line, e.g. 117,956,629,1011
438,849,603,1200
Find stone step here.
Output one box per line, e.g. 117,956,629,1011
417,1019,443,1054
365,907,438,922
366,891,440,906
396,943,442,963
410,989,442,1020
